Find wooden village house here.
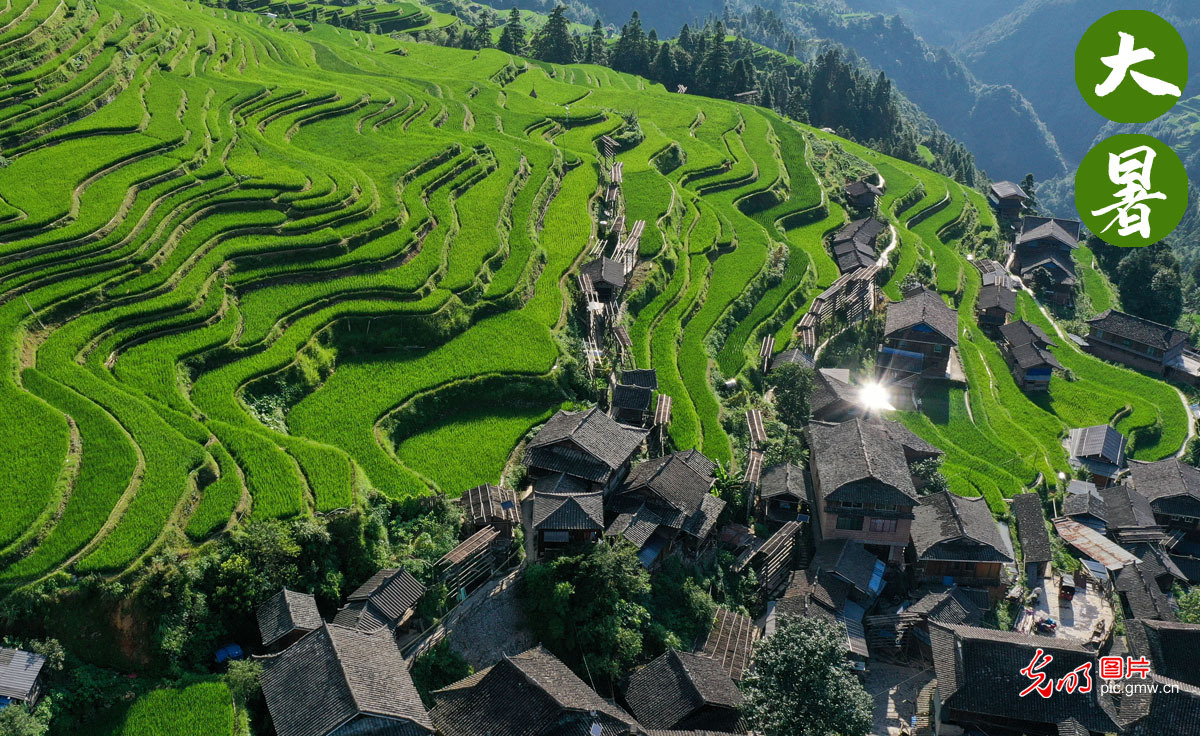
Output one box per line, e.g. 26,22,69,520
0,647,47,709
756,462,811,526
332,568,426,633
831,217,886,274
805,418,941,563
997,320,1062,392
258,623,434,736
1012,216,1080,305
878,286,960,381
1085,308,1190,379
987,180,1028,222
845,178,884,211
1010,493,1052,586
257,588,323,652
909,491,1013,599
531,491,604,558
608,450,725,562
1068,424,1127,488
623,650,744,732
975,283,1015,327
1130,458,1200,533
523,407,648,494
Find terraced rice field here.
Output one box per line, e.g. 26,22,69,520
0,0,1188,585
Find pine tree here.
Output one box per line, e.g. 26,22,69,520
532,6,575,64
586,20,607,65
696,23,732,98
611,12,648,76
496,7,526,56
651,42,677,89
1021,173,1039,214
470,10,494,50
678,23,693,53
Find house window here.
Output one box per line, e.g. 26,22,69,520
836,514,864,531
541,531,570,543
869,518,898,533
933,344,944,354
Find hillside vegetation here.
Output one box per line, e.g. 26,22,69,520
0,0,1188,586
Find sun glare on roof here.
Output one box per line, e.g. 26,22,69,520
858,380,895,412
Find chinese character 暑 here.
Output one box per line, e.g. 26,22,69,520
1096,32,1183,99
1020,649,1055,699
1089,145,1167,239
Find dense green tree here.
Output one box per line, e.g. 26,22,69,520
497,7,527,56
767,361,814,427
743,615,873,736
1150,267,1184,326
1176,585,1200,623
611,12,649,77
0,701,50,736
910,458,949,495
467,10,494,51
411,640,474,707
532,6,575,64
1021,173,1040,214
650,42,678,89
585,19,607,65
521,542,650,688
695,23,732,98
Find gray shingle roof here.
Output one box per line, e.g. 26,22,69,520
259,624,433,736
911,491,1013,563
811,539,884,598
623,451,716,514
832,217,886,247
758,463,810,500
0,648,45,702
580,257,626,288
845,180,883,198
811,367,857,419
1130,457,1200,505
431,646,638,736
1114,563,1175,621
1069,424,1127,466
977,283,1016,313
990,181,1027,201
1118,675,1200,736
1017,216,1081,248
624,650,743,730
1009,342,1063,371
773,571,868,658
1125,619,1200,688
1063,490,1107,523
532,492,604,531
525,408,647,473
884,287,958,343
621,368,658,389
1087,309,1188,351
612,383,653,412
1101,484,1157,530
771,348,814,371
999,319,1056,349
807,419,919,505
1010,493,1052,564
258,588,323,647
907,587,983,626
930,623,1118,733
335,569,426,632
605,504,662,548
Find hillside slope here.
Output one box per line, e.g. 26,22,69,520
0,0,1187,585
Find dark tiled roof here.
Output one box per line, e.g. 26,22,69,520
845,180,883,198
881,419,943,458
532,492,604,531
911,492,1013,562
807,418,919,505
258,588,323,647
580,257,626,288
1019,250,1077,285
1125,619,1200,688
999,319,1056,349
605,504,662,549
1130,458,1200,504
1114,563,1175,621
1126,542,1187,586
1010,493,1052,563
811,539,884,598
694,607,757,680
464,483,518,527
832,217,886,246
624,650,743,730
1070,425,1127,466
990,181,1027,200
977,283,1016,313
930,623,1118,733
0,649,45,702
811,367,857,419
622,368,658,389
1009,342,1063,371
1063,490,1106,523
833,239,877,273
758,463,809,500
884,287,958,343
431,646,638,736
1087,309,1188,351
771,348,814,371
525,408,647,475
336,569,426,631
773,571,868,657
612,383,653,412
1119,675,1200,736
1017,216,1081,248
907,587,983,626
259,625,433,736
623,451,716,514
1101,484,1157,530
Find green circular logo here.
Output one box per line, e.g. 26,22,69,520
1075,134,1188,247
1075,10,1187,123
